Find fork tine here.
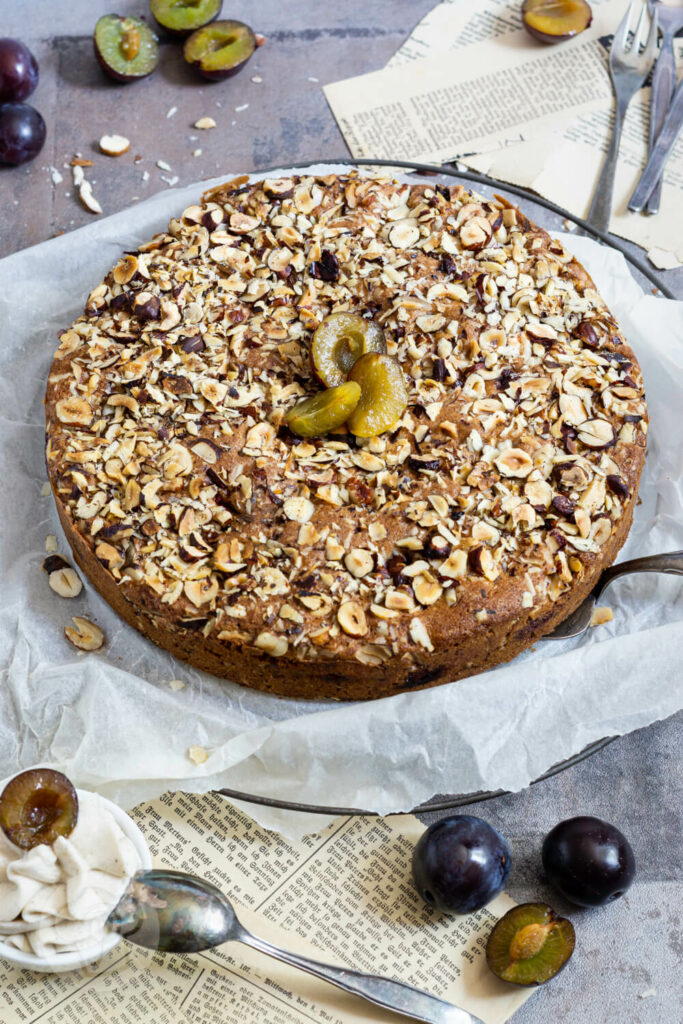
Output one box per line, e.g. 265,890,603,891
633,1,651,50
613,0,636,53
643,6,659,59
633,1,648,47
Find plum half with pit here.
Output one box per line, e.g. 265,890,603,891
311,312,386,388
0,38,39,102
542,815,636,907
0,102,45,165
522,0,593,44
486,903,575,986
183,19,257,81
412,815,512,914
0,768,79,850
94,15,160,83
150,0,222,39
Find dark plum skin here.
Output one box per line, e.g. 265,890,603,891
0,38,39,102
412,815,511,914
0,102,46,165
542,816,635,907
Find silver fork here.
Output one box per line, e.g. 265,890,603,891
584,1,659,235
644,0,683,213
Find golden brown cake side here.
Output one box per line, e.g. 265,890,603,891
45,174,648,700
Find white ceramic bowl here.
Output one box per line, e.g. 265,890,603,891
0,774,151,973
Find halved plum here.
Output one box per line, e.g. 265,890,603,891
0,768,78,850
522,0,593,44
348,353,408,438
486,903,575,986
311,312,386,388
183,19,256,81
150,0,222,39
94,15,160,83
285,382,361,438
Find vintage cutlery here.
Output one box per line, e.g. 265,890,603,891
585,1,659,234
628,75,683,210
644,0,683,213
546,550,683,640
108,869,485,1024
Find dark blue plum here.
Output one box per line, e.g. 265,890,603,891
412,815,511,914
0,38,39,103
542,816,635,907
0,102,46,165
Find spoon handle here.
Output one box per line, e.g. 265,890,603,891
238,926,481,1024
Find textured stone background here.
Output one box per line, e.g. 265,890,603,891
0,2,681,1021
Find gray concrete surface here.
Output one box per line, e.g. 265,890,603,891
0,2,680,1021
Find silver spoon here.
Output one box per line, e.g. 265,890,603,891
545,550,683,640
108,870,484,1024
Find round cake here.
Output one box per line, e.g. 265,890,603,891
45,172,647,700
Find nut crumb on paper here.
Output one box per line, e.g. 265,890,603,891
187,745,209,765
590,606,613,628
45,534,58,553
65,616,105,651
194,117,216,130
169,679,185,692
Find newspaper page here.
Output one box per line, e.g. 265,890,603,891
0,793,534,1024
387,0,617,66
325,0,683,267
324,0,621,163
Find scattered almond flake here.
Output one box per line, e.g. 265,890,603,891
194,117,216,130
41,482,51,497
590,605,613,628
192,148,202,157
638,989,656,999
71,157,93,167
168,679,185,691
71,164,85,187
99,133,130,157
79,180,102,215
251,74,262,83
156,159,172,171
187,745,209,765
160,174,179,187
255,32,266,46
234,104,249,112
166,105,178,119
45,534,58,552
142,170,150,182
49,166,63,185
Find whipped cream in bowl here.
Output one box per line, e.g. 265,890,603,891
0,771,151,972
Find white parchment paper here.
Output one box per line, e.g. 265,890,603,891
1,165,682,837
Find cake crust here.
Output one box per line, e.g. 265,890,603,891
45,173,648,700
